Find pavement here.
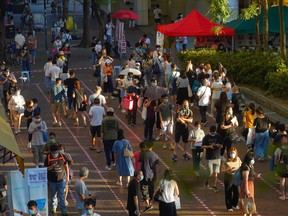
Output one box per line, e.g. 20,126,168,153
2,1,288,216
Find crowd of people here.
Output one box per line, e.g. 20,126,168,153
1,3,288,216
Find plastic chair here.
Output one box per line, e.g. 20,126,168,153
20,71,30,87
113,66,122,78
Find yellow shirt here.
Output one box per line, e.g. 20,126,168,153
244,110,255,128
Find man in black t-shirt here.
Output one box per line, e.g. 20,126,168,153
63,71,78,117
127,171,143,216
44,145,69,215
202,126,223,192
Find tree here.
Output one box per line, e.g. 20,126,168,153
63,0,69,18
207,0,231,25
262,0,269,51
79,0,91,47
0,0,6,59
279,0,287,61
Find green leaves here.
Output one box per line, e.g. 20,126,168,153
240,2,259,20
207,0,230,24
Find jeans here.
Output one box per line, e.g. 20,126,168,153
144,118,155,141
31,145,44,165
192,149,202,171
145,69,152,84
199,105,208,123
91,52,97,65
255,130,270,158
22,58,30,72
49,180,67,212
103,139,116,166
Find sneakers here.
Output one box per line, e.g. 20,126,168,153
65,200,68,206
162,144,167,149
105,165,112,171
27,142,32,149
227,209,233,212
58,122,62,127
208,113,214,117
211,186,219,193
143,205,153,213
258,156,264,162
121,109,126,113
155,136,161,141
279,195,286,200
172,154,177,162
112,162,116,167
52,208,57,213
116,181,122,186
183,153,190,160
169,144,175,150
52,121,58,126
232,206,240,210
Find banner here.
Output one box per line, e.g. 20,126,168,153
7,168,48,216
156,31,164,47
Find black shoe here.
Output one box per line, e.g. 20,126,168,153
183,153,190,160
143,205,153,213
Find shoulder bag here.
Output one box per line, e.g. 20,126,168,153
124,141,134,158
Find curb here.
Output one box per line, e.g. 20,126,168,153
239,86,288,125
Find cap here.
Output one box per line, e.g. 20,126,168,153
107,107,114,113
59,51,65,55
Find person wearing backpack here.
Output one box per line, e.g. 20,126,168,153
44,144,69,215
221,147,242,212
253,106,271,161
231,86,246,127
274,134,288,200
168,63,180,106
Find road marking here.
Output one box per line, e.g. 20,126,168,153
35,83,129,215
81,81,217,216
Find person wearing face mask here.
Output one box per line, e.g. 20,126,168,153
240,152,261,216
218,105,238,161
127,171,143,216
221,147,242,212
188,121,205,176
143,97,157,141
173,100,193,161
43,132,60,155
75,167,97,215
8,87,26,134
28,113,47,167
12,200,42,216
202,126,223,193
156,94,174,149
0,68,17,112
81,199,100,216
168,63,180,106
24,100,35,148
44,144,69,215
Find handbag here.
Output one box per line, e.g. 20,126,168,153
124,142,134,158
141,107,147,120
78,102,87,111
174,196,181,209
122,96,133,111
241,197,256,214
154,179,164,202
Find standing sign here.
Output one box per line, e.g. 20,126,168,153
120,40,127,54
7,168,48,216
156,31,164,47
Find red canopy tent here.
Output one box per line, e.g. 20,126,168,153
157,9,235,36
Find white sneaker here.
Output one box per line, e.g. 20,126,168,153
121,109,126,113
208,113,214,117
116,181,122,186
27,142,32,148
227,209,233,212
105,165,112,171
112,162,116,167
155,136,161,141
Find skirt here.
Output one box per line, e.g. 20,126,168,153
240,181,255,213
177,87,188,105
159,201,177,216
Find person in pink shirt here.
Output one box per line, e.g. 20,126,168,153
134,142,145,171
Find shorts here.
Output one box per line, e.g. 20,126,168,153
169,87,178,96
206,159,221,175
175,123,188,143
160,120,173,135
90,125,101,137
29,49,36,57
51,102,63,113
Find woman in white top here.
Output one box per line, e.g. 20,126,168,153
168,63,180,106
9,87,25,134
176,70,189,106
153,169,179,216
126,54,136,69
223,74,234,102
53,36,62,52
163,57,173,87
196,79,211,125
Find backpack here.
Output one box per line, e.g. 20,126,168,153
122,95,133,110
171,74,178,89
153,61,161,75
192,80,200,93
276,148,288,177
234,93,246,114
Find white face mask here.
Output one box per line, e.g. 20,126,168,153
230,153,236,159
250,159,255,165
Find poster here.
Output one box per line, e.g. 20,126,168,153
7,168,48,216
156,31,164,48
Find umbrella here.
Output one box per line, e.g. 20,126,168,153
119,68,142,76
144,86,168,100
111,10,139,20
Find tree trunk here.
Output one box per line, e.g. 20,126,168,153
262,0,269,51
94,2,105,40
0,0,6,59
279,0,287,61
255,0,261,51
63,0,69,19
79,0,91,47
